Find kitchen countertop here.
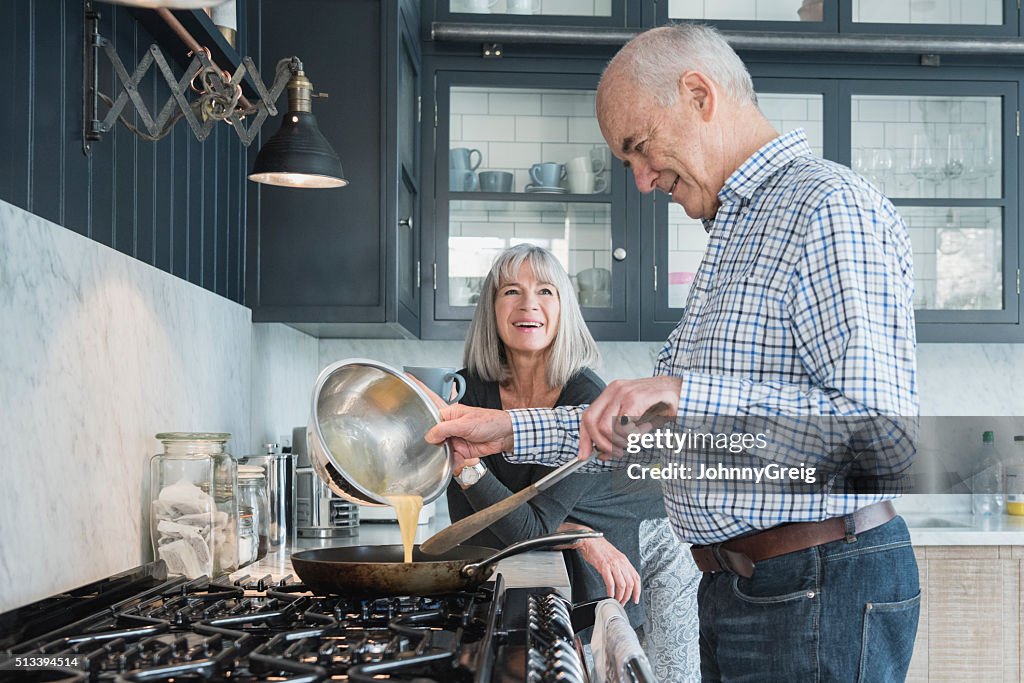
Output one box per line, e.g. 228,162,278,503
231,512,571,595
902,511,1024,546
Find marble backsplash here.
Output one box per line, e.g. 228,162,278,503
0,200,282,613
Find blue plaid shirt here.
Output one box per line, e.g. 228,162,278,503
506,129,918,544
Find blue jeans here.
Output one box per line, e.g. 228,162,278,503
697,516,920,682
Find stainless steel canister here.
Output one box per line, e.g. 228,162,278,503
239,444,293,551
292,426,359,539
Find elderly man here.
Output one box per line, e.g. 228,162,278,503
428,24,920,682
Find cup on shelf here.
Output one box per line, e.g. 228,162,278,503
450,147,482,171
567,171,607,194
576,267,612,307
506,0,539,14
449,169,479,192
529,162,566,188
454,0,496,13
478,170,514,192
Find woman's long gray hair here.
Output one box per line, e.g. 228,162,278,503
464,244,599,388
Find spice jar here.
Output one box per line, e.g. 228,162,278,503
237,464,270,566
149,432,238,578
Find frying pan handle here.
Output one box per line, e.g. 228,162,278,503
462,530,603,578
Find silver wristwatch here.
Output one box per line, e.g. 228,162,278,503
455,462,488,488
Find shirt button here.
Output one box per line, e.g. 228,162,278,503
806,591,816,599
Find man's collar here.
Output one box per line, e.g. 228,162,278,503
717,128,812,205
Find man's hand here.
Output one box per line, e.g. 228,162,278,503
578,376,681,461
424,404,514,461
405,374,449,410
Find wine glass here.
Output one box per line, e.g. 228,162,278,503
870,148,894,194
943,133,965,180
909,133,937,195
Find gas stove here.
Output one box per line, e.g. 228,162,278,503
0,562,589,683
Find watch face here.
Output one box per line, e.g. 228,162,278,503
458,464,484,485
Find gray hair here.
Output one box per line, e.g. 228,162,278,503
604,24,756,107
464,244,600,389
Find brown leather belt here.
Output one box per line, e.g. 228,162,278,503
690,501,897,578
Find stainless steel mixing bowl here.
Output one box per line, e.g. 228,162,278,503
308,359,453,506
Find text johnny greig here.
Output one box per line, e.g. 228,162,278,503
623,427,818,484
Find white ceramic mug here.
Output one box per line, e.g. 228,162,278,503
567,156,594,176
567,171,607,194
590,147,609,174
506,0,538,14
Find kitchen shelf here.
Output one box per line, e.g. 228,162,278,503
127,7,259,99
448,191,612,202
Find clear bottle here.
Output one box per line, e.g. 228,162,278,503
971,430,1004,518
237,464,270,566
150,432,238,578
1005,436,1024,516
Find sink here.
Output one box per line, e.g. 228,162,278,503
905,516,971,529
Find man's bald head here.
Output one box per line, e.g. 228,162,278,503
599,25,756,109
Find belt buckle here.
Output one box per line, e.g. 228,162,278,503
712,545,755,579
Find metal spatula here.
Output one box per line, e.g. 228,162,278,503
419,401,669,556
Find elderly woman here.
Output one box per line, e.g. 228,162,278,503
446,243,699,681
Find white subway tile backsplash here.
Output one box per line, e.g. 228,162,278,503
489,92,542,115
567,117,604,144
852,121,886,149
760,95,809,121
857,98,911,123
709,0,758,20
451,90,490,114
853,0,911,23
455,222,516,239
568,250,594,272
515,115,568,142
514,221,568,240
488,141,544,169
754,0,805,21
668,0,704,17
910,0,951,23
542,93,596,117
570,223,611,251
540,0,595,16
462,114,517,142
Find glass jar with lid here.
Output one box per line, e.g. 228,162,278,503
237,464,270,566
149,432,238,578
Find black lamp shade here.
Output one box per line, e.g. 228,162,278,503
249,111,347,189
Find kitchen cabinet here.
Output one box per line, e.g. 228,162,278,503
908,545,1022,682
432,0,635,27
247,0,422,338
662,0,1018,35
420,67,641,340
646,65,1021,342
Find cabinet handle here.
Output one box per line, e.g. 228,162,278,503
400,216,414,230
613,247,627,262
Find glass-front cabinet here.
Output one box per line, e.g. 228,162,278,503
647,74,1018,342
847,82,1017,329
664,0,837,29
425,71,637,339
661,0,1016,33
438,0,627,25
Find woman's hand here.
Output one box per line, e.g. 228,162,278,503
558,522,641,606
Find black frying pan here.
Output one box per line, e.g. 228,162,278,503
290,530,601,596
